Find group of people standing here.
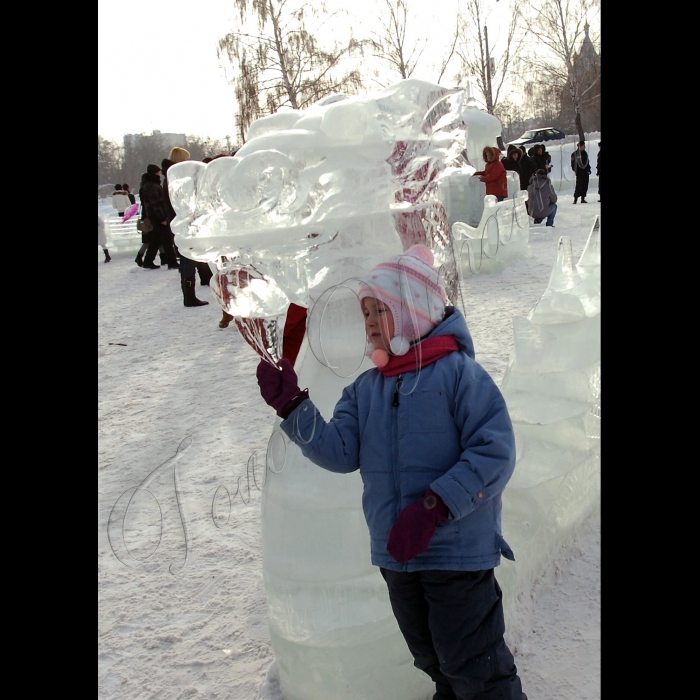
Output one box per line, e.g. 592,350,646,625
475,139,600,229
473,143,559,227
135,148,211,308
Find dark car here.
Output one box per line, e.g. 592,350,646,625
507,127,566,149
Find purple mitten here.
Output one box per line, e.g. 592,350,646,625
256,358,307,418
386,489,450,563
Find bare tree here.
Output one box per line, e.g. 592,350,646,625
454,0,524,115
186,136,240,161
218,0,369,143
368,0,459,87
518,0,600,140
371,0,425,80
98,136,124,191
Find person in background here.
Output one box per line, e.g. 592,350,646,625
161,147,209,306
529,144,552,176
596,142,600,202
518,146,535,214
139,166,177,270
256,244,528,700
98,215,111,263
111,184,131,218
473,146,508,201
135,165,162,267
526,169,558,227
502,145,530,192
570,141,591,204
122,183,136,207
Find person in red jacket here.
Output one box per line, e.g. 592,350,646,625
473,146,509,201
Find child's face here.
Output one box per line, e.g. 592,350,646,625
362,297,395,352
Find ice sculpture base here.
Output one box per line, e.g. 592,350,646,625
269,627,433,700
450,188,530,275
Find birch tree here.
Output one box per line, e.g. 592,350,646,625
453,0,524,115
369,0,458,86
518,0,600,140
218,0,369,142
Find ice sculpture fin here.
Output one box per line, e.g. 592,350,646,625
576,215,601,274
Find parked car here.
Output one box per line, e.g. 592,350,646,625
507,127,566,149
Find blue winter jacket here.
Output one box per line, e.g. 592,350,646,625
280,307,517,572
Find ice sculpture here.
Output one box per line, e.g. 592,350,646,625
166,79,469,700
460,95,503,171
438,99,530,275
497,217,601,645
449,179,530,275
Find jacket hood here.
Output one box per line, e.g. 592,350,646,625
425,306,475,359
506,145,521,160
532,174,548,189
483,146,501,162
161,158,175,174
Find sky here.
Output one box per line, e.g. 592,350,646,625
97,0,516,144
97,163,601,699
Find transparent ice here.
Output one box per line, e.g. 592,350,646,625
498,218,601,644
165,79,600,699
167,78,473,700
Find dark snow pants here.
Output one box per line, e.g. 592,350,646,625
380,568,523,700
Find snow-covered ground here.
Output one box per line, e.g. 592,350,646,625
98,182,600,700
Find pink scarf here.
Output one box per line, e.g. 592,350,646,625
379,336,459,377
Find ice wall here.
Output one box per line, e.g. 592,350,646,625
448,174,531,275
497,217,601,646
166,79,468,700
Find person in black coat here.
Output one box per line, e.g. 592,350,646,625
135,165,164,267
122,183,136,206
519,147,535,188
502,145,527,190
571,141,592,203
530,144,552,176
596,142,600,202
139,168,177,269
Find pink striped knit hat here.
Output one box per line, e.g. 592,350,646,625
358,245,447,366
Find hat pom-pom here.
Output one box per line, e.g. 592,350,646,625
405,244,434,267
371,348,390,368
390,336,410,356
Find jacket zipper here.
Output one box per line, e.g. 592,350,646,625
391,374,403,524
392,374,404,407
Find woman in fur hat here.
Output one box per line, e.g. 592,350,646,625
473,146,509,201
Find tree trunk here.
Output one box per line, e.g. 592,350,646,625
575,110,584,142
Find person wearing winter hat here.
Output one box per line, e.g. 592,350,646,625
472,146,509,201
256,244,527,700
527,168,558,227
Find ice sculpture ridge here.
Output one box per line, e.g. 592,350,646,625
498,220,600,648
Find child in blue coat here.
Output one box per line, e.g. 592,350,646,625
257,244,526,700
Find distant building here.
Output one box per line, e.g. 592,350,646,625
558,23,601,133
